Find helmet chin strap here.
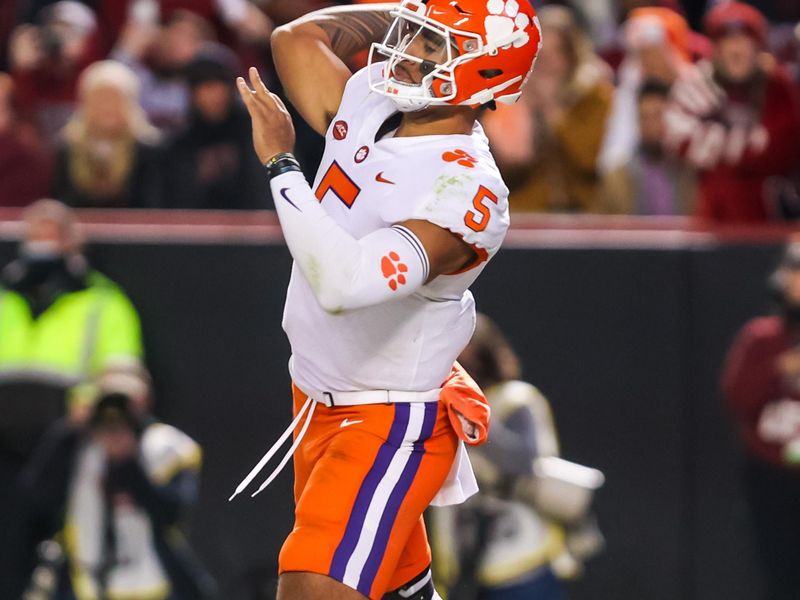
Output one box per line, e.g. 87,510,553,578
385,78,434,112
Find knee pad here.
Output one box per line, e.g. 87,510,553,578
383,568,435,600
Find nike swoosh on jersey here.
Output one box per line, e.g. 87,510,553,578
279,187,302,211
375,172,396,185
340,418,364,428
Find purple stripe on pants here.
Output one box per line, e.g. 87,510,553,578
329,403,410,580
357,402,439,596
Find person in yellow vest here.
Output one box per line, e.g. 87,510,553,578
0,198,143,598
0,198,143,456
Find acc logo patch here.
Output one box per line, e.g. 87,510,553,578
354,146,370,163
443,149,478,168
333,120,349,140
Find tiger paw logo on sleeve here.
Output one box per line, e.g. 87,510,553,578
442,150,478,168
381,252,409,291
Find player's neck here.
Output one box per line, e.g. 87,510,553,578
395,106,476,138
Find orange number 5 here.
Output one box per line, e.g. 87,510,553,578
464,186,498,232
315,161,361,208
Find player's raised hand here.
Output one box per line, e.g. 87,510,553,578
237,67,296,165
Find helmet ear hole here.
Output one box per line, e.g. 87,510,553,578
479,69,504,79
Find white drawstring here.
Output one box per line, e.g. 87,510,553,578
229,396,316,501
252,398,316,497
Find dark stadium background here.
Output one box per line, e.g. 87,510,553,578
1,216,787,599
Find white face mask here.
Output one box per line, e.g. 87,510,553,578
368,3,464,113
21,240,62,260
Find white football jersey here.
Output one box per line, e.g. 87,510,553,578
283,64,510,392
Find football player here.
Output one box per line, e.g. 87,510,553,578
234,1,542,599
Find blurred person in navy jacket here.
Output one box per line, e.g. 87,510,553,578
159,44,268,209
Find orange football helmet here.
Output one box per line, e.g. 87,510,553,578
368,0,542,112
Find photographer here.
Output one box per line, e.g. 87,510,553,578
15,366,216,600
429,315,603,600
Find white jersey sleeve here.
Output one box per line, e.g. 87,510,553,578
409,153,510,261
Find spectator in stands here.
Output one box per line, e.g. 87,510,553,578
159,44,268,210
266,0,337,27
112,9,215,133
53,59,163,208
598,0,711,73
430,314,603,600
17,365,217,600
601,79,695,215
599,7,694,176
0,73,52,207
482,5,613,213
0,199,143,597
722,241,800,600
93,0,272,61
546,0,617,60
8,1,98,143
0,0,17,70
665,2,800,222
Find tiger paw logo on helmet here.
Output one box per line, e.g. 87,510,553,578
485,0,532,49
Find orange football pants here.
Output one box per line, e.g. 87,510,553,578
279,384,458,599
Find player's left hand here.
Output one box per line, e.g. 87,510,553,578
440,363,491,446
237,67,296,165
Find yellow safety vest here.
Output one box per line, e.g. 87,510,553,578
0,271,143,386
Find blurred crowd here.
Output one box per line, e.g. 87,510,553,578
0,0,798,221
0,0,317,211
2,2,800,599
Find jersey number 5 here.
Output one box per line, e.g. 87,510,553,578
315,161,361,208
464,186,499,232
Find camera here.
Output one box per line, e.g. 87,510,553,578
88,390,143,435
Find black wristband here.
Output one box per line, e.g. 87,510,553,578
264,152,302,179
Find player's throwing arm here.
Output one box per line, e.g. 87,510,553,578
237,69,472,311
